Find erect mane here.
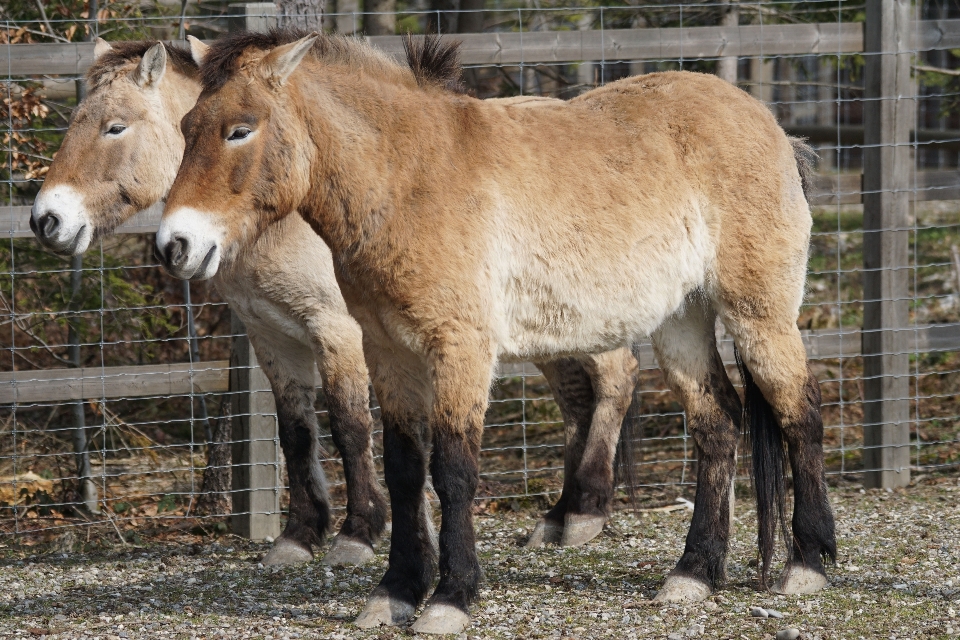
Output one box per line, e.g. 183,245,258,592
199,28,464,94
87,41,199,90
403,33,464,93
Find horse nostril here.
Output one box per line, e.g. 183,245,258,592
38,213,61,240
163,236,189,270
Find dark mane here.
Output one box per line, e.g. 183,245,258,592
200,28,310,92
87,41,198,89
199,28,464,94
403,34,464,93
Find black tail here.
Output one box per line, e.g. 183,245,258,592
614,385,643,512
735,347,790,588
788,136,818,199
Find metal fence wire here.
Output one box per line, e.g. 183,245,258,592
2,0,960,545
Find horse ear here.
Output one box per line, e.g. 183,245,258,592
135,42,167,88
187,35,209,67
94,37,113,62
261,34,319,86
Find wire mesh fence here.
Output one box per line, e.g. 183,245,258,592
2,0,960,547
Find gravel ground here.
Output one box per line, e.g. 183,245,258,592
2,479,959,640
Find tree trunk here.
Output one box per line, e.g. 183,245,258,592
363,0,395,35
717,1,739,84
457,0,484,92
427,0,457,34
276,0,324,31
197,403,233,516
457,0,483,34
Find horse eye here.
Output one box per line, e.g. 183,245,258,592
106,124,126,135
228,127,252,141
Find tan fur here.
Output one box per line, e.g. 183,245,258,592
160,37,823,622
166,55,812,423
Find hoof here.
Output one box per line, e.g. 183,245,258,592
411,603,471,635
261,539,313,566
560,514,606,547
654,575,712,603
525,518,563,548
322,535,375,566
354,595,415,628
772,564,828,595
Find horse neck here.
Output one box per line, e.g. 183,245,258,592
299,68,458,259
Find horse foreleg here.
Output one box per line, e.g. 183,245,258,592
410,342,492,635
312,318,388,566
355,349,435,628
248,330,330,566
652,300,741,602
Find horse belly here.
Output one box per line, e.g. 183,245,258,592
493,214,712,362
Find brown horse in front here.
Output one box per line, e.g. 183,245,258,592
158,31,836,634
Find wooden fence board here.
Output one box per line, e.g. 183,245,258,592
6,324,960,405
0,360,230,405
3,20,958,76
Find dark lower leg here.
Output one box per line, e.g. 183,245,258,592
672,435,737,587
275,384,330,550
568,350,640,519
325,378,387,547
539,359,595,524
783,369,836,573
372,423,435,607
667,356,742,589
428,428,482,612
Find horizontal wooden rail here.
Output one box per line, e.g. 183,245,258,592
0,360,230,405
2,20,959,77
4,169,958,235
5,324,960,405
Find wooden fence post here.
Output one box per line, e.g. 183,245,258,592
229,313,281,540
862,0,915,489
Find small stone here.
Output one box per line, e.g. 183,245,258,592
776,629,800,640
668,634,683,640
766,608,784,619
703,601,718,611
750,607,769,618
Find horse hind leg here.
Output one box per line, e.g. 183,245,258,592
719,288,836,594
527,358,595,547
561,348,639,547
652,297,741,603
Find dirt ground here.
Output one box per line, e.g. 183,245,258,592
2,477,959,640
